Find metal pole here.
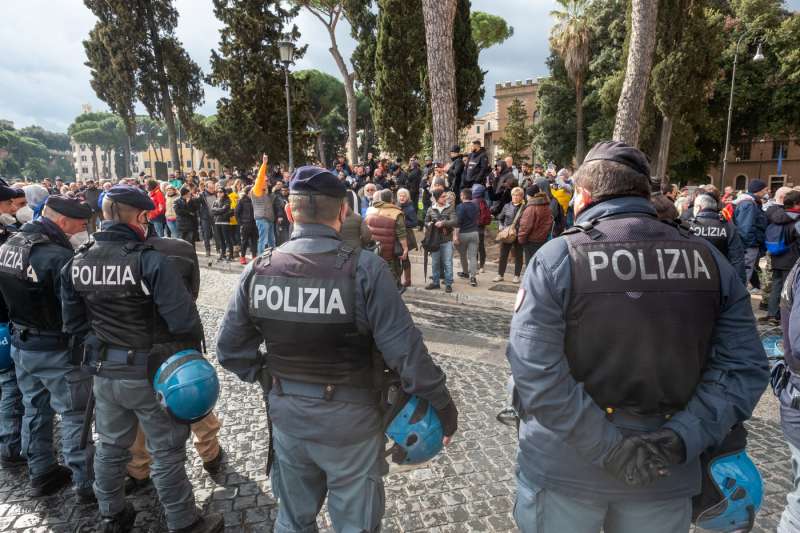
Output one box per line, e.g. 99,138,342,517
284,66,294,171
721,34,746,190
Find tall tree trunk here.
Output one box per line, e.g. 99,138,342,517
123,137,132,179
575,80,586,165
655,114,673,181
315,131,327,168
91,145,99,181
613,0,658,147
326,26,359,166
422,0,458,164
143,1,180,173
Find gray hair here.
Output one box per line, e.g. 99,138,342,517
377,189,393,203
693,194,718,215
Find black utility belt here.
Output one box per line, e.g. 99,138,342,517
12,324,67,339
272,377,380,406
87,345,151,367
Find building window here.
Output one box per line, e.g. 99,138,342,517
773,140,788,160
476,126,481,133
81,167,89,174
80,144,86,151
487,122,492,131
144,161,151,169
735,142,752,161
771,175,785,192
186,160,192,168
80,155,87,162
735,175,747,190
167,161,172,168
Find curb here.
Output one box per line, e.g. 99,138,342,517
404,285,515,310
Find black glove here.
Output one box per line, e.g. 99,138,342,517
435,401,458,438
604,436,669,487
636,428,686,465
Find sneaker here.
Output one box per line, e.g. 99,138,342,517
124,475,152,495
512,276,520,283
169,512,224,533
445,285,453,293
30,464,72,497
75,485,97,505
0,454,27,469
470,277,477,287
203,448,225,475
99,502,137,533
492,275,503,282
457,272,469,279
425,282,440,290
239,257,247,265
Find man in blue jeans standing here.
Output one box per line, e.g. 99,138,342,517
424,189,457,293
253,154,276,254
734,179,769,285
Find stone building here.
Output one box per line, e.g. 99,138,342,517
710,136,798,192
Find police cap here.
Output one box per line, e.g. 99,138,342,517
45,196,92,220
289,166,346,198
105,184,155,211
583,140,651,177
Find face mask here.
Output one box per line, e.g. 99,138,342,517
15,205,33,224
69,231,89,249
0,213,16,226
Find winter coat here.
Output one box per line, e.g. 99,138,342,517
448,155,465,193
424,203,458,243
198,191,215,223
174,197,199,233
165,193,179,221
498,201,524,230
340,211,372,251
734,193,767,248
235,194,257,229
518,194,553,244
766,204,800,270
273,194,290,229
83,186,101,213
464,147,490,188
211,196,232,225
399,201,418,229
147,188,166,221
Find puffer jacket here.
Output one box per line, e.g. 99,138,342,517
518,194,553,244
734,193,767,248
235,194,257,229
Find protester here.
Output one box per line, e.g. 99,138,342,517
252,154,276,254
397,188,418,287
273,183,291,245
366,189,407,286
764,189,800,323
464,140,490,190
235,185,258,264
174,186,199,245
146,179,167,237
472,184,491,273
424,189,457,293
494,187,525,283
211,188,234,261
734,179,769,286
517,184,553,266
164,185,179,237
199,181,217,257
454,188,479,287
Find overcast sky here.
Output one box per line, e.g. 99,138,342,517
1,0,798,133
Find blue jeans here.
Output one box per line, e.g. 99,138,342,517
11,346,94,488
166,219,178,238
256,218,275,255
271,426,387,533
514,470,691,533
151,220,166,238
0,367,22,459
431,241,454,286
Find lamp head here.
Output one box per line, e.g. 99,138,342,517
753,42,765,62
278,41,295,65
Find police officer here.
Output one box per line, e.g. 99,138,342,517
60,185,222,533
507,141,768,532
0,181,28,468
0,196,95,499
216,166,458,532
687,193,746,284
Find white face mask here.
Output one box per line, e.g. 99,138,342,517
0,213,16,226
69,231,90,249
15,206,33,224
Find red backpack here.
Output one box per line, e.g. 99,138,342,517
476,199,492,226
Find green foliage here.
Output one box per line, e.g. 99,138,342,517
295,69,348,165
18,126,71,151
470,11,514,51
498,98,533,163
0,122,73,179
533,55,577,168
373,0,427,159
454,0,485,130
195,0,310,168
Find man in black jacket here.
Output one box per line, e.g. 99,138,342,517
464,140,489,190
82,180,102,235
448,145,465,199
174,187,200,245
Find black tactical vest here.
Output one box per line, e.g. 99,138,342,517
781,261,800,372
248,243,375,389
688,214,729,256
71,239,171,349
0,232,62,331
564,214,721,414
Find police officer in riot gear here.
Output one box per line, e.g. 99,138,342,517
0,196,94,501
0,181,28,468
507,141,768,533
60,185,223,533
216,166,458,532
688,193,746,284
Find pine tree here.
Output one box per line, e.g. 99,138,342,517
498,98,533,163
454,0,484,132
196,0,309,168
373,0,427,159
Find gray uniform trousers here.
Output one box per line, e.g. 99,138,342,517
514,470,692,533
0,366,22,459
11,346,93,487
93,374,197,530
271,426,388,533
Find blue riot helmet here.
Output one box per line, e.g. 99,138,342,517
694,451,763,532
385,395,444,465
0,323,10,371
152,350,219,423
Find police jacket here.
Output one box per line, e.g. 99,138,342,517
507,196,768,502
690,209,746,283
0,219,73,350
0,224,16,323
779,263,800,448
61,223,202,351
464,148,489,188
216,223,452,447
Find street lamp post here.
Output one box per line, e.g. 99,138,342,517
279,41,296,171
721,36,764,189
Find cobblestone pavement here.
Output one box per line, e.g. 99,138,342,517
0,267,792,532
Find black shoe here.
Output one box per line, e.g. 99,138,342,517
169,512,224,533
457,272,469,279
425,282,440,290
758,315,778,323
75,485,97,505
470,277,477,287
445,285,453,293
99,502,137,533
202,448,225,475
30,464,72,497
124,475,152,495
0,453,27,469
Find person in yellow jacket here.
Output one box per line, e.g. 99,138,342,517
228,180,240,251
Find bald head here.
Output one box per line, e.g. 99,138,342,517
102,196,145,225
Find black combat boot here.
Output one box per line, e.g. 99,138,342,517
202,448,225,475
30,464,72,497
98,502,137,533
